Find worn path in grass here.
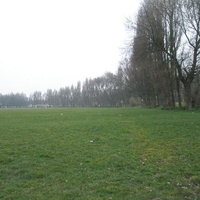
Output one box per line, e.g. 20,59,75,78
0,108,199,199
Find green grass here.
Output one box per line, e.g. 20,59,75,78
0,107,199,199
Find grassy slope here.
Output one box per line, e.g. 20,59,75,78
0,108,199,199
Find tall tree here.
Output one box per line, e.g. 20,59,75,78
127,0,200,108
177,0,200,107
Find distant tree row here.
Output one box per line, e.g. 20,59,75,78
0,93,29,107
0,70,130,108
43,72,129,107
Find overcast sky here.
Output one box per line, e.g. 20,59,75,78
0,0,141,95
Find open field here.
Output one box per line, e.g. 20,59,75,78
0,107,200,199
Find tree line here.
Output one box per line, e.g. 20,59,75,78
124,0,200,108
1,0,199,108
0,70,130,108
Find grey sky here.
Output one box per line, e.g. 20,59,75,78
0,0,141,95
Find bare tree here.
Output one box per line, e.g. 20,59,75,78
126,0,200,108
177,0,200,107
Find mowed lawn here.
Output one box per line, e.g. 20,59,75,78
0,108,199,199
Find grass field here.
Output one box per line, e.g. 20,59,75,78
0,107,199,199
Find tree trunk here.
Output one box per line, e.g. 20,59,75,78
183,82,192,108
175,70,182,108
